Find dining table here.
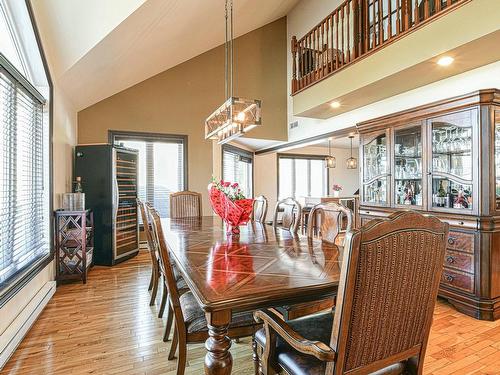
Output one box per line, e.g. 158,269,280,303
161,216,343,375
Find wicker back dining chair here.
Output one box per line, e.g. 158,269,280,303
273,197,301,234
252,195,268,223
255,211,449,375
137,199,160,306
149,208,261,375
146,202,188,342
307,202,353,245
170,191,202,218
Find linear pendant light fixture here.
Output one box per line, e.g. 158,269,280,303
325,138,336,168
346,135,358,169
205,0,261,145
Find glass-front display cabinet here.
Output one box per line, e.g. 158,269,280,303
357,89,500,321
360,130,389,206
429,110,477,214
393,124,424,208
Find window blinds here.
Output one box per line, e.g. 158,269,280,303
278,155,328,199
0,66,49,288
222,146,253,197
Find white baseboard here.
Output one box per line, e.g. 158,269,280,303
0,281,56,369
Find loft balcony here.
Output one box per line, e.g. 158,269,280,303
291,0,500,119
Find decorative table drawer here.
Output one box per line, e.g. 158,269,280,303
441,268,474,293
443,249,474,273
447,231,474,254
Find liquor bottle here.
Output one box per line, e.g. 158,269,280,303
74,176,83,193
437,180,446,207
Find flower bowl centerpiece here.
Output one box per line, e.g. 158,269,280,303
208,178,254,236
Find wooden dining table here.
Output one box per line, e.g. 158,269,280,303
161,216,343,375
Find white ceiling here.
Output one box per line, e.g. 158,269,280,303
32,0,300,111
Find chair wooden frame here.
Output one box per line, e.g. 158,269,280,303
273,197,302,234
137,199,160,307
149,207,261,375
255,211,449,375
307,202,353,245
252,195,268,223
169,191,202,218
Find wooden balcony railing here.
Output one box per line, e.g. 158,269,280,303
291,0,469,95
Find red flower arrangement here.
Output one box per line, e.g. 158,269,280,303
208,177,254,235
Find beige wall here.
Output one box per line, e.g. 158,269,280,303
78,18,288,215
254,145,359,221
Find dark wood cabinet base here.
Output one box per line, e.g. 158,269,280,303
439,289,500,321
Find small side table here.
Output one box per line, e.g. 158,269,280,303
54,209,94,284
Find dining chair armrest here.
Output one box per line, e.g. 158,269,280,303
254,309,336,362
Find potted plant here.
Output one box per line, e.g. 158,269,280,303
332,184,343,197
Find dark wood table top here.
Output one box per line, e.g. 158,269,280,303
161,216,343,313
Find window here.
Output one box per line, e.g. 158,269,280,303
1,1,51,300
110,131,187,218
278,155,328,200
222,145,253,198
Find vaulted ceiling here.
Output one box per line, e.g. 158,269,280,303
31,0,300,111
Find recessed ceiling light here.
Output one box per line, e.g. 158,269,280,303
330,101,341,109
437,56,454,66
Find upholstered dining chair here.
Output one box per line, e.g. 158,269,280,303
170,191,202,218
146,203,189,342
275,202,353,322
273,197,302,234
254,211,449,375
252,195,268,223
149,207,261,375
137,199,160,306
307,202,353,246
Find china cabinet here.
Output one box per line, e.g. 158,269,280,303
357,89,500,321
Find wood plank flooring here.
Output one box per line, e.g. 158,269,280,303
2,251,499,375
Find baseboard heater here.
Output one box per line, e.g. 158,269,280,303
0,281,56,369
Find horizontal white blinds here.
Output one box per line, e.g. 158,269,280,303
0,67,49,288
222,146,253,197
278,155,327,199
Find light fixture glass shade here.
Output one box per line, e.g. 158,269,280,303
325,156,336,168
205,96,262,145
346,157,358,169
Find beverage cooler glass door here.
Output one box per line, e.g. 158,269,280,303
393,124,424,208
429,109,477,213
361,131,389,206
113,149,139,259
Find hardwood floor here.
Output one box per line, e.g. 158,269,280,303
2,251,499,375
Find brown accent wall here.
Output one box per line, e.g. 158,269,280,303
78,17,288,214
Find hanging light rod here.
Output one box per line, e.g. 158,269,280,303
205,0,262,145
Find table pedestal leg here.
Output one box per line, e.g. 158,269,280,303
204,310,232,375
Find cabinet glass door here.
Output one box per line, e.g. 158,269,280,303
430,110,476,212
394,125,423,207
362,132,388,205
495,111,500,209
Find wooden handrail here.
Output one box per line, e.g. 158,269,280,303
291,0,469,95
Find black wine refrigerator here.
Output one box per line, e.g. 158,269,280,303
74,144,139,266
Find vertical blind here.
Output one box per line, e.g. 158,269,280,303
278,155,328,199
0,65,49,289
114,136,185,218
222,145,253,197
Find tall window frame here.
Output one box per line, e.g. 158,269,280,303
0,0,53,306
109,130,188,218
277,154,329,200
221,144,254,198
